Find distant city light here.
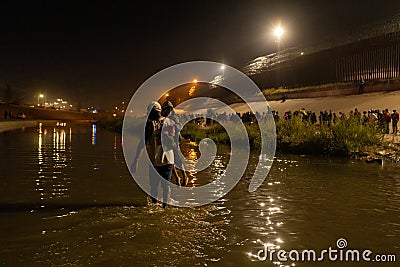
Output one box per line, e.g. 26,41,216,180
165,93,170,97
112,113,117,117
37,93,45,106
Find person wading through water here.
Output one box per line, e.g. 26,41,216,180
131,101,176,208
161,100,189,186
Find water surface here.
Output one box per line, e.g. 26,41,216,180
0,122,399,266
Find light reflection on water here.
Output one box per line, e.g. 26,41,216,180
0,122,399,266
91,123,97,145
37,122,71,202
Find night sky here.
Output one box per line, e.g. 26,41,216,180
1,0,399,108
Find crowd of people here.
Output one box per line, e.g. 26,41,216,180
3,110,13,120
178,107,400,135
272,108,399,135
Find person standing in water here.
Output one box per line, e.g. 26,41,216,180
131,101,176,208
161,100,189,186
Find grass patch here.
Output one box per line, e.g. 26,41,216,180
98,115,384,157
276,116,383,155
181,117,384,156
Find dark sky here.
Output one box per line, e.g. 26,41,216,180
1,0,399,108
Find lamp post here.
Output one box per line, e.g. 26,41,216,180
38,94,44,106
273,25,284,54
189,79,198,96
273,25,285,88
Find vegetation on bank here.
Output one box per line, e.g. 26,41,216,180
276,116,384,155
97,114,386,156
181,116,384,156
96,115,123,133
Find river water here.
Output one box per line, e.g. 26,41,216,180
0,122,399,266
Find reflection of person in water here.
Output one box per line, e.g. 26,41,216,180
162,100,189,186
131,101,175,208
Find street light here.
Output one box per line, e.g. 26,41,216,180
38,94,44,106
273,25,285,54
189,79,198,96
272,24,285,88
273,25,284,41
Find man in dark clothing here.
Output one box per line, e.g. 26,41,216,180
382,109,391,134
391,110,399,135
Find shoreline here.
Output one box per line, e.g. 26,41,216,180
0,120,39,133
0,119,95,133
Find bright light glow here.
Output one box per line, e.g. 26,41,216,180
39,94,44,98
193,79,198,83
189,85,196,96
112,113,117,117
165,93,170,97
220,65,225,70
273,25,284,40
